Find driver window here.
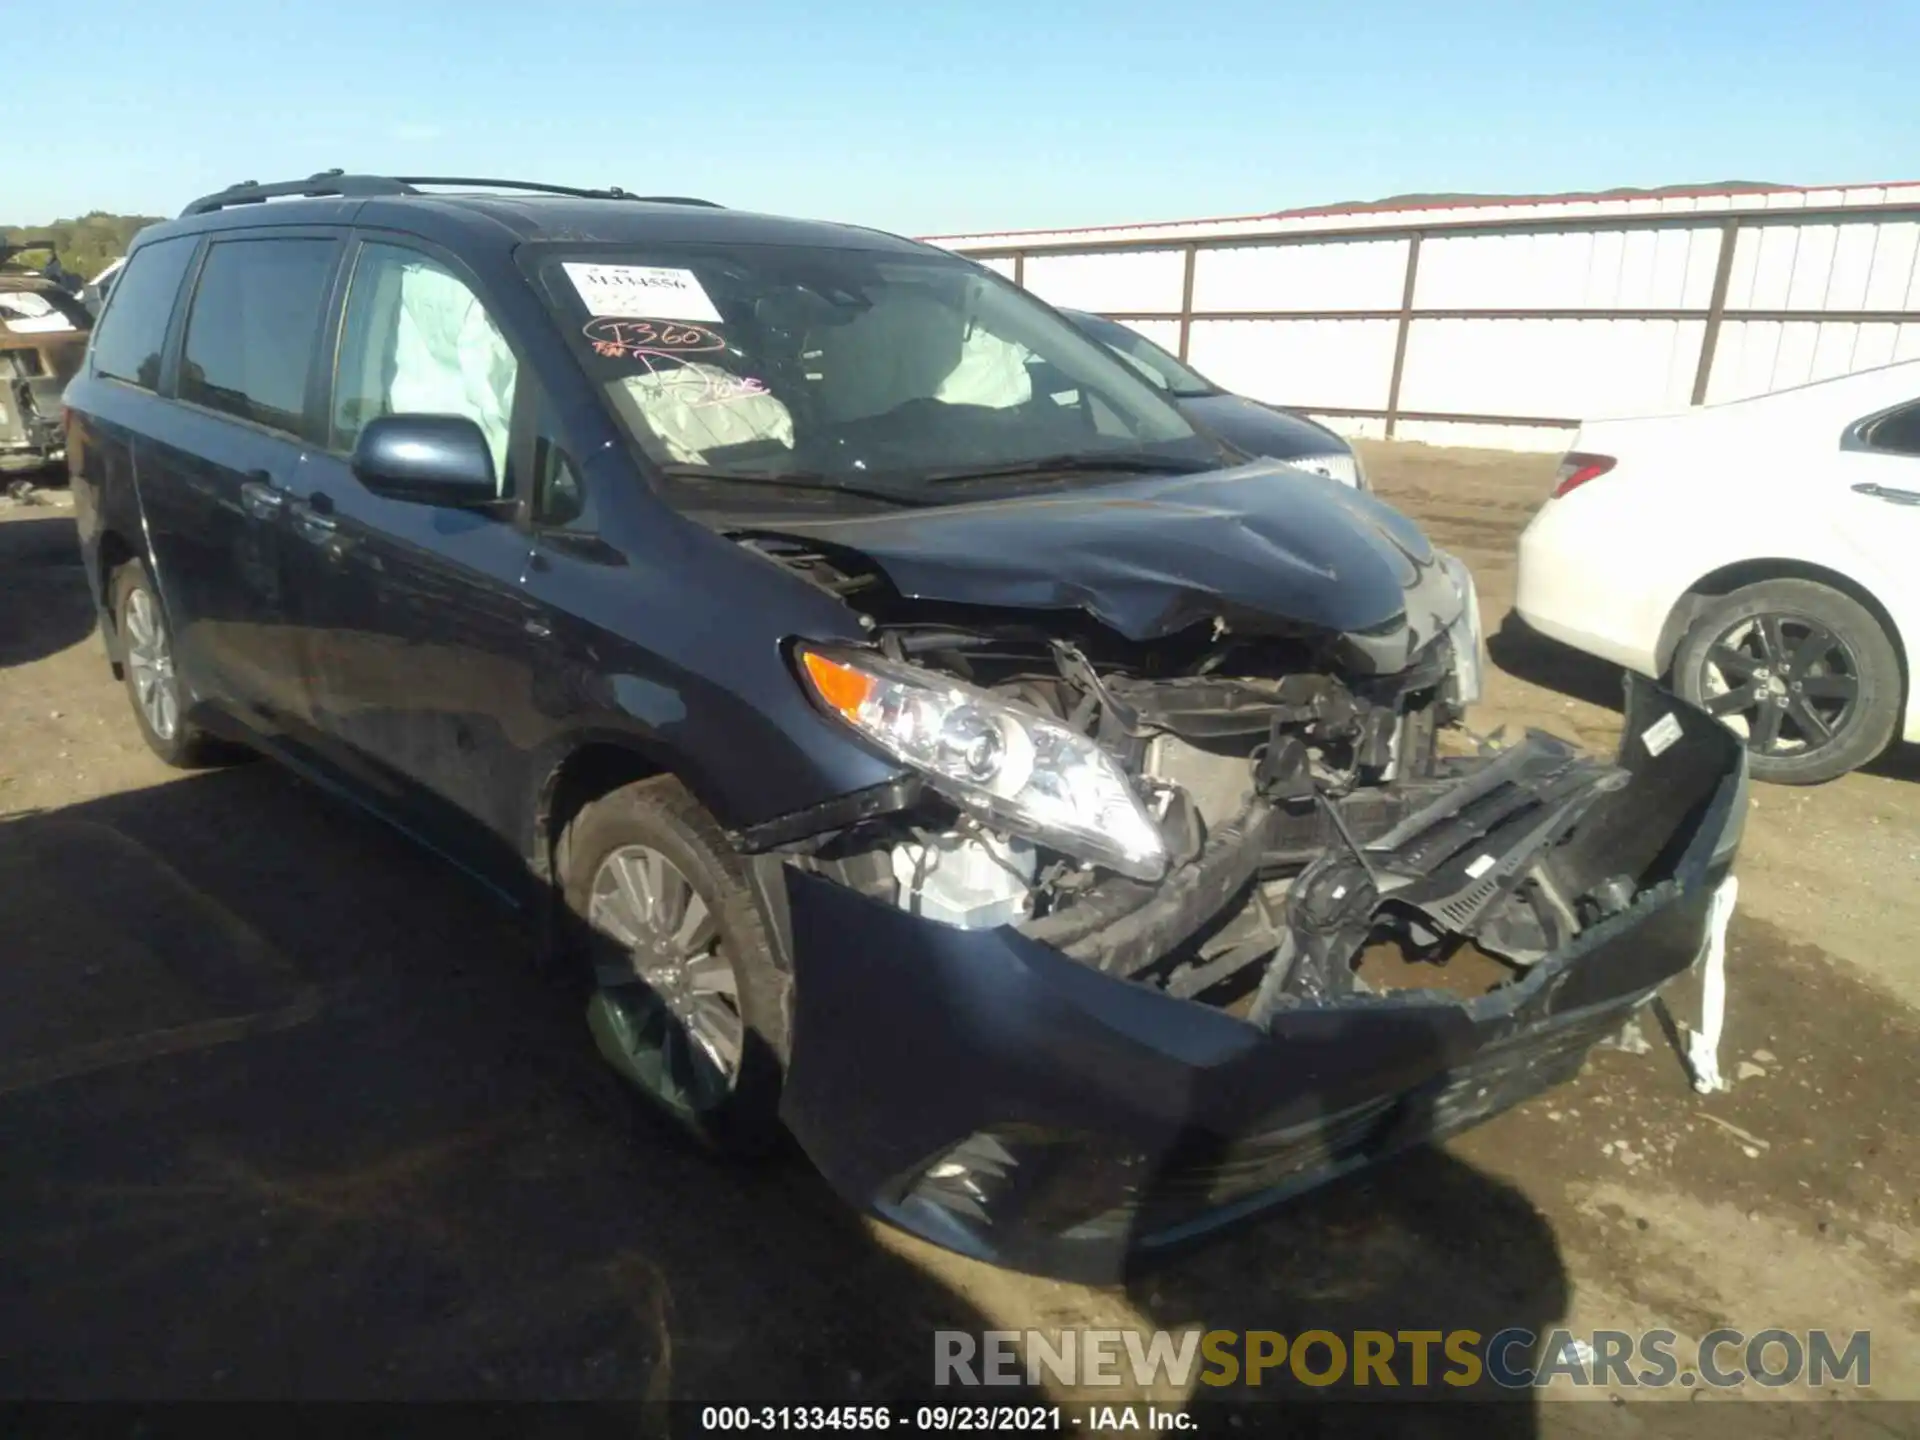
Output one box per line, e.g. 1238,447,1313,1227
333,243,519,493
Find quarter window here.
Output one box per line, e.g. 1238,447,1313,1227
1859,401,1920,458
332,243,518,493
179,238,339,436
89,235,196,390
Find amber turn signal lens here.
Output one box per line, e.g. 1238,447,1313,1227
800,650,876,718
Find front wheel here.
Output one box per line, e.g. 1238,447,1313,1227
559,776,788,1153
1673,579,1901,785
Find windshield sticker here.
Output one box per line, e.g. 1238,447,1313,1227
688,373,773,408
584,317,726,357
563,263,721,322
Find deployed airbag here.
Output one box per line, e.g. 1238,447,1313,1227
391,262,517,486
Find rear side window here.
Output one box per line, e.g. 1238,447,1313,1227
179,238,339,436
90,236,195,389
1859,401,1920,458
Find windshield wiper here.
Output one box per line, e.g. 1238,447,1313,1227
916,451,1218,485
656,464,929,507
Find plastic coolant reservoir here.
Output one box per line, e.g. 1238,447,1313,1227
890,830,1037,929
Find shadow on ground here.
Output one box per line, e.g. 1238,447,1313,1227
0,513,94,669
1486,612,1626,716
1862,742,1920,783
0,757,1565,1429
1122,1083,1565,1433
0,766,1017,1402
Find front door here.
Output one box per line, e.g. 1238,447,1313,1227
282,237,548,892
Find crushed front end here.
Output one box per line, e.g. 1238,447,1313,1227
747,544,1746,1280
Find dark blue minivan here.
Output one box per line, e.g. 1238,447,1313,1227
65,172,1746,1279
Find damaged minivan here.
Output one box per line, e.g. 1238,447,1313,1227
66,174,1748,1279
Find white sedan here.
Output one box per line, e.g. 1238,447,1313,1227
1516,360,1919,784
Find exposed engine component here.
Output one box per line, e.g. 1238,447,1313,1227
1143,734,1256,836
762,553,1716,1025
891,829,1036,930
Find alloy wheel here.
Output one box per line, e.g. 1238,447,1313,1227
123,586,180,741
586,843,743,1115
1697,612,1861,760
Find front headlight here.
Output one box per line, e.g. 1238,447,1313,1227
1289,451,1363,489
1434,550,1486,708
797,647,1168,881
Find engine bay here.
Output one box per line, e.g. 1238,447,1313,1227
751,536,1724,1022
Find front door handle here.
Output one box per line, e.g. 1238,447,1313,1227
293,505,338,543
1851,481,1920,506
239,474,285,520
291,490,339,544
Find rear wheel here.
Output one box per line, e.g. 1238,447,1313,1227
111,561,222,768
1674,579,1901,785
559,776,787,1153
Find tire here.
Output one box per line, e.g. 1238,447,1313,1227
559,775,787,1154
110,561,224,769
1674,579,1901,785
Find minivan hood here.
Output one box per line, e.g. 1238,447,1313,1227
1177,394,1348,463
737,462,1459,666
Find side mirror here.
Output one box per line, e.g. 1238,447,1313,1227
351,414,501,509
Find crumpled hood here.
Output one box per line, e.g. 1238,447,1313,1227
746,461,1462,663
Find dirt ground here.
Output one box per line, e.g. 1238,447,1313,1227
0,447,1914,1430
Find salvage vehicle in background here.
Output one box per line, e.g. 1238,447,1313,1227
83,256,127,318
0,244,92,473
66,172,1744,1279
1063,308,1367,489
1517,360,1920,785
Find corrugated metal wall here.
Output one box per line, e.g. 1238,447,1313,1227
937,184,1920,451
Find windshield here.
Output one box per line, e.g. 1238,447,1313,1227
535,244,1220,500
1067,311,1219,399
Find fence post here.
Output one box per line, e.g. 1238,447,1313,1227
1383,232,1422,439
1177,243,1198,360
1690,217,1740,407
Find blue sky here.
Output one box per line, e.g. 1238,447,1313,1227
16,0,1918,235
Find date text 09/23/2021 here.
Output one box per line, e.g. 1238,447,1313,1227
700,1407,1089,1432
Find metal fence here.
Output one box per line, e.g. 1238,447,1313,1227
943,194,1920,449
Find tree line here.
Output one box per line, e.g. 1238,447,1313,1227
2,212,162,283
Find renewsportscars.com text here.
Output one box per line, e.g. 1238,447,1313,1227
935,1327,1871,1391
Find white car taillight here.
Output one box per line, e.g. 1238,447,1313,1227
1551,452,1617,499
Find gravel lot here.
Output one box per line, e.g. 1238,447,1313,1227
0,445,1913,1429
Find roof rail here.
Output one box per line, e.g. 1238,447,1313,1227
181,169,413,216
393,177,721,205
181,171,723,218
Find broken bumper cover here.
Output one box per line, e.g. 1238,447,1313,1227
775,681,1747,1280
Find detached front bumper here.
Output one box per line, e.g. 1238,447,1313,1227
775,681,1747,1281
